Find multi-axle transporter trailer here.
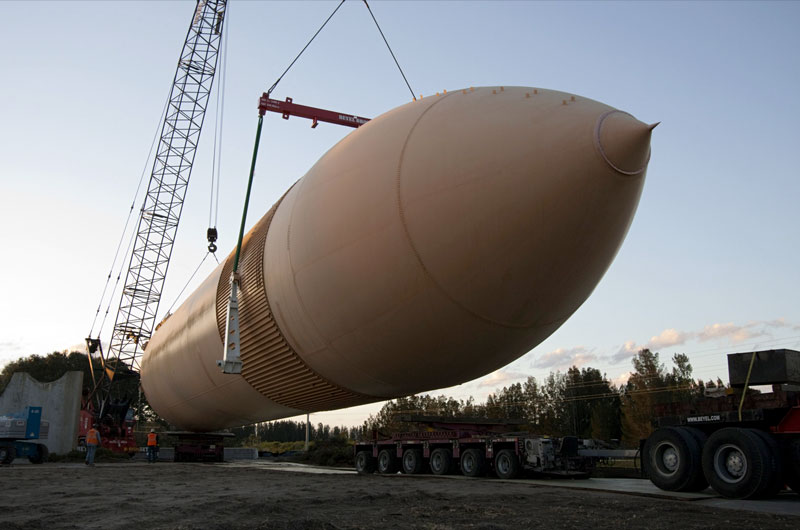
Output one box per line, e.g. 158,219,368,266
643,349,800,499
354,416,592,479
0,406,50,465
166,431,235,462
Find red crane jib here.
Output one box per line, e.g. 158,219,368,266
259,94,371,129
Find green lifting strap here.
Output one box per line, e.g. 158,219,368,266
232,114,264,274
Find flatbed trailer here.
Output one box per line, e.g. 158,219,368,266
0,406,50,465
642,349,800,499
354,416,592,479
166,431,235,462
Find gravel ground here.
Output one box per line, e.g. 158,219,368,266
1,461,798,530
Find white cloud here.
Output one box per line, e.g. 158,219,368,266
533,346,597,370
646,328,690,350
697,322,769,344
765,318,789,328
611,340,640,364
63,342,90,354
697,322,739,342
477,369,528,388
610,328,692,364
609,319,798,366
611,371,631,388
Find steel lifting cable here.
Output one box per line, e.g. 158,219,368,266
88,96,171,338
206,1,230,255
214,11,228,229
96,218,140,336
163,252,214,318
229,0,348,276
209,0,229,233
362,0,416,101
265,0,346,97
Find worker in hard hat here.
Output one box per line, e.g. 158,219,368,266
146,428,159,463
85,424,101,466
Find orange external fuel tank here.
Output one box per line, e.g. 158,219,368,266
140,86,655,431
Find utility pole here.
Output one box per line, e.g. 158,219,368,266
305,413,310,452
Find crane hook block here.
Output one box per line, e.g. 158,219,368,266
207,228,218,253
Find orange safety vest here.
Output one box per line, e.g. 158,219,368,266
86,428,100,445
147,432,158,446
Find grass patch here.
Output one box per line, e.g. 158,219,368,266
256,440,308,454
295,439,353,467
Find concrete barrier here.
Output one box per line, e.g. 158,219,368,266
144,446,259,461
0,371,83,455
225,447,258,460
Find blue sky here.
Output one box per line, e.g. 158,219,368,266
1,1,798,427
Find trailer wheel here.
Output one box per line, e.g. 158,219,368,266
681,427,709,490
683,426,708,449
27,444,49,464
643,427,705,491
402,448,424,474
701,427,775,499
783,438,800,494
355,450,376,475
0,444,16,465
460,448,486,478
748,429,782,497
429,448,453,475
377,449,398,474
494,449,520,479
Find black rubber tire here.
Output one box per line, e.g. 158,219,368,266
643,427,705,491
402,448,424,475
460,448,486,478
701,427,775,499
27,444,49,464
0,444,15,465
429,448,453,475
748,429,783,497
783,438,800,494
681,427,710,491
494,449,521,479
377,449,398,474
355,450,376,475
683,426,708,449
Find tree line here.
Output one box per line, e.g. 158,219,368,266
364,349,726,447
229,420,362,446
2,348,726,447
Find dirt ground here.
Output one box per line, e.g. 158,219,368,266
1,461,798,530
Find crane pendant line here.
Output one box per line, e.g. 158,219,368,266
86,0,228,415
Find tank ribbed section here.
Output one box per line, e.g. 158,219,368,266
215,200,372,411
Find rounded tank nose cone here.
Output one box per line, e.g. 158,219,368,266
594,110,654,176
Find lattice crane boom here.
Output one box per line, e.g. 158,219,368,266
86,0,228,415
